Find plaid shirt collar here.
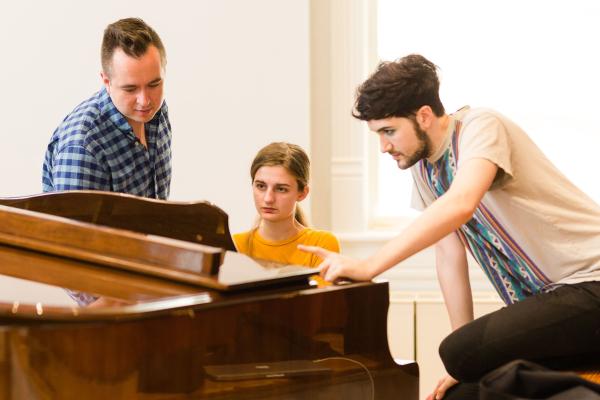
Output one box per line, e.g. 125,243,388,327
98,88,131,133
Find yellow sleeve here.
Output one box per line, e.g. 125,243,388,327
323,232,340,253
233,231,250,254
312,230,340,253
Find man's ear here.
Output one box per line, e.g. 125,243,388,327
416,105,435,129
298,185,309,202
100,71,111,93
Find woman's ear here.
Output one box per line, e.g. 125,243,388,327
297,185,309,202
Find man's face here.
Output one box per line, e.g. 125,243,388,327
368,116,431,169
101,45,164,128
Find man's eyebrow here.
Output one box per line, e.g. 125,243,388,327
376,126,393,133
119,78,162,90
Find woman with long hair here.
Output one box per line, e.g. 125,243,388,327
234,142,339,267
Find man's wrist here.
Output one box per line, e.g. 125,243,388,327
361,257,378,280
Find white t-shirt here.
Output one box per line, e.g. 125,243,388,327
411,107,600,303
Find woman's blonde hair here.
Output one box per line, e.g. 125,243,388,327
250,142,310,226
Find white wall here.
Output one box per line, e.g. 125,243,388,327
0,0,310,234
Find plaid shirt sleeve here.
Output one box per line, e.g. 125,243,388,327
52,145,106,306
51,145,111,191
65,289,99,306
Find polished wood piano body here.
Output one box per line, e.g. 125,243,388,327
0,192,418,399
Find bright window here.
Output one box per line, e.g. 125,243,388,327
375,0,600,218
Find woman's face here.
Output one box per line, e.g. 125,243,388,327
252,165,307,223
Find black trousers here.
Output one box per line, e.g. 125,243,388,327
439,281,600,400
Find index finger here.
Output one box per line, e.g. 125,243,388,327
297,244,332,258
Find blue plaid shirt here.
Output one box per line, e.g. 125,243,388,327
42,88,172,199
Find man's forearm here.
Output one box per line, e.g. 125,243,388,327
436,233,474,330
365,158,498,278
365,190,475,277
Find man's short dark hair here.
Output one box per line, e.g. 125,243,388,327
101,17,166,75
353,54,445,121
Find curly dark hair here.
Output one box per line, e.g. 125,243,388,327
353,54,445,121
101,17,166,75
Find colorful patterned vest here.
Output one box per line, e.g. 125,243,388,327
415,119,550,304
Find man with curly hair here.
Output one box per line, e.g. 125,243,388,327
301,54,600,399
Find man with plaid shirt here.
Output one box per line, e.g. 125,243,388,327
42,17,171,199
42,18,172,307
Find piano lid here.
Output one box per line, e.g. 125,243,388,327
0,191,316,293
0,190,237,250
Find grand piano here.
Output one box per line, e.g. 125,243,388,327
0,191,418,399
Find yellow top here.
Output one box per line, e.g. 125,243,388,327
233,228,340,267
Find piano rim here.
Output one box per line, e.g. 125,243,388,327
0,280,387,323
